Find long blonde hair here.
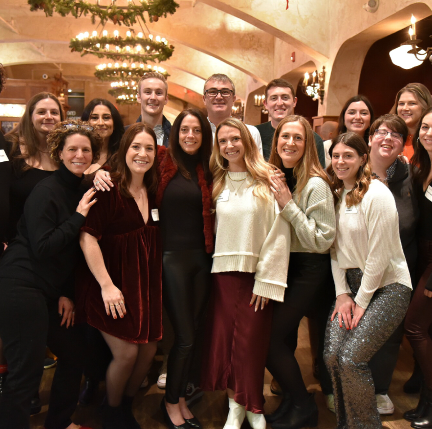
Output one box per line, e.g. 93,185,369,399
268,115,329,198
210,118,272,205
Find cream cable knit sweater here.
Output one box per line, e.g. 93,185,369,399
331,179,412,309
212,171,291,302
280,176,336,254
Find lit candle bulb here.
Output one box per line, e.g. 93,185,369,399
312,71,316,84
116,46,120,52
103,30,108,37
114,30,119,37
123,62,127,67
149,34,153,40
156,35,160,42
96,43,100,48
140,64,144,68
303,72,309,86
146,45,150,50
126,46,130,51
108,63,112,68
126,31,131,38
161,38,166,43
131,63,136,68
411,15,417,39
147,65,151,69
105,44,109,50
138,32,143,38
136,45,142,52
409,26,414,39
92,31,97,37
84,32,89,38
115,63,119,68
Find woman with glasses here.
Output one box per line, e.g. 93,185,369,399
404,107,432,428
76,123,162,429
324,132,411,429
0,120,100,429
390,83,432,162
367,114,419,416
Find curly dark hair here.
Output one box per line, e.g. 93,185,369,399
0,63,6,94
47,120,102,164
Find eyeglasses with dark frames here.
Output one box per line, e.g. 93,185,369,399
374,129,403,141
205,88,234,98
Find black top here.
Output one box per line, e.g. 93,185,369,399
256,120,326,168
386,159,419,281
0,163,86,300
418,181,432,241
0,133,11,251
160,151,205,251
281,166,297,193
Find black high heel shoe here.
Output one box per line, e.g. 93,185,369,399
160,397,190,429
265,393,291,423
184,417,202,429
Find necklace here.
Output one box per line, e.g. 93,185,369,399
227,172,247,182
227,172,248,195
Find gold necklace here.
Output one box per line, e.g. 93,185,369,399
227,173,248,195
227,172,247,182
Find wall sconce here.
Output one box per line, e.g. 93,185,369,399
301,66,326,104
232,101,244,121
254,94,265,107
390,15,431,69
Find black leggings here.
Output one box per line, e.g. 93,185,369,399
0,279,85,429
163,249,212,404
266,253,331,405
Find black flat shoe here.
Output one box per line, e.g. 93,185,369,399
160,397,190,429
30,392,42,415
185,417,202,429
272,393,318,429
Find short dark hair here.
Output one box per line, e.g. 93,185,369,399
204,74,236,95
110,122,158,197
48,120,102,164
168,108,213,185
369,114,408,146
265,78,296,100
337,95,374,142
81,98,124,156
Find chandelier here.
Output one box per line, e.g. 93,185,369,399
28,0,179,26
70,29,173,63
95,62,169,80
301,66,326,104
390,15,431,70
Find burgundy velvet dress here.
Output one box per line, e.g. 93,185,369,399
75,183,162,344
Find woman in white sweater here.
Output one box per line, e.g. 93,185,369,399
265,115,336,429
201,118,290,429
324,132,412,428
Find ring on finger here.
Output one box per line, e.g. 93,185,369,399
95,181,100,185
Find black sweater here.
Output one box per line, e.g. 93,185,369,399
0,163,86,300
160,151,205,251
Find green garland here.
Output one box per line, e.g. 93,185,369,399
70,36,174,62
95,66,169,81
108,87,138,97
28,0,179,26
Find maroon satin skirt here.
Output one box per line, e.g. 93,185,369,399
201,271,273,413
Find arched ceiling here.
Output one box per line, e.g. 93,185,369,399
1,0,432,119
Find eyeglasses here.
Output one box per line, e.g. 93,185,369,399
374,129,403,141
204,88,234,98
62,123,94,131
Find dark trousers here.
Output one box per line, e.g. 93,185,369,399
83,324,112,381
266,253,331,404
0,279,85,429
406,239,432,389
163,249,212,404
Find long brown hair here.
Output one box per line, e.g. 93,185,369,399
327,132,372,207
390,83,432,116
168,108,212,185
110,123,158,197
210,118,272,205
268,115,329,198
412,107,432,186
6,92,65,171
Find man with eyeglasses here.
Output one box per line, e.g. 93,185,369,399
256,78,325,167
203,74,263,155
134,72,171,146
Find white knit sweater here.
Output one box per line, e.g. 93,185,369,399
331,179,412,309
212,172,291,302
280,177,336,254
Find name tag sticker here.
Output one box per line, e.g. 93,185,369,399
425,186,432,203
217,189,230,202
345,206,358,214
0,150,8,163
151,209,159,221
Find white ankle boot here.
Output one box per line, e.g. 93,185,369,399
246,411,266,429
223,397,246,429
